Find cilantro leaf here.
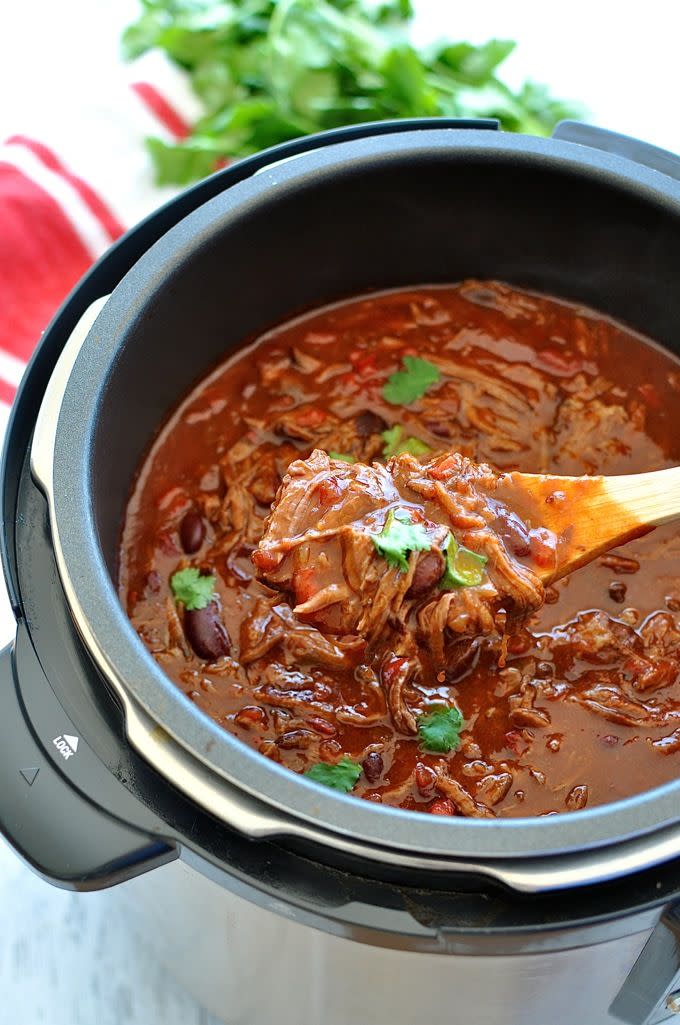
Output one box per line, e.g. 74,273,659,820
382,356,440,405
440,534,488,589
328,450,356,463
304,756,362,792
372,508,430,572
123,2,580,187
381,424,431,459
170,567,217,611
418,705,464,753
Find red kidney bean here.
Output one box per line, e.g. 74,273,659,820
407,550,445,598
355,410,388,437
599,553,640,574
506,633,531,655
184,603,230,661
234,705,268,729
180,510,206,554
497,509,531,557
608,580,627,603
320,739,342,760
534,661,554,679
362,752,384,783
308,716,337,736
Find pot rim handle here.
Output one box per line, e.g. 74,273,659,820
0,627,176,891
553,119,680,183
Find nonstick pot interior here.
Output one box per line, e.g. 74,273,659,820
53,128,680,862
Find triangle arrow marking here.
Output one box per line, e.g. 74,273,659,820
20,767,39,786
63,734,79,753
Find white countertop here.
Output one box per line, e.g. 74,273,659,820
0,840,223,1025
3,2,680,1022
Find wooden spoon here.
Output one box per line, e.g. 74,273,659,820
497,466,680,585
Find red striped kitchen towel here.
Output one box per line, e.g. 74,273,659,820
0,52,201,413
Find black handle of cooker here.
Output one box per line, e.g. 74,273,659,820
0,625,176,890
610,903,680,1023
553,119,680,183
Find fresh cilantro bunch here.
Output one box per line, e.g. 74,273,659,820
327,450,356,463
418,705,463,753
170,567,217,609
122,0,580,185
304,756,362,791
372,507,430,571
382,423,431,458
383,355,440,405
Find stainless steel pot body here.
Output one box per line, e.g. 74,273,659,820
115,857,669,1025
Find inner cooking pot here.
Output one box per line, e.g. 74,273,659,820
32,125,680,873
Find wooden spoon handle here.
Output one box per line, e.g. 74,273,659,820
499,467,675,584
602,465,680,527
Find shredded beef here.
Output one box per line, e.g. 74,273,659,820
255,448,545,679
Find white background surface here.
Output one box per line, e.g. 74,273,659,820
2,2,680,1021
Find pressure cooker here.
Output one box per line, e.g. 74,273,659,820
3,118,680,1025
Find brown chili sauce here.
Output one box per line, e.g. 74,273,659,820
119,281,680,818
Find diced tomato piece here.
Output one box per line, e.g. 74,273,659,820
252,549,280,573
294,567,317,604
529,527,557,570
637,382,662,410
429,797,455,816
429,454,458,480
381,655,409,688
415,762,437,794
295,406,327,427
349,352,378,376
316,477,342,507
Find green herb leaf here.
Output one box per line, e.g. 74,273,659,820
145,136,224,187
304,756,362,792
372,508,430,572
381,424,431,459
382,356,440,405
328,450,356,463
418,705,464,753
123,1,581,187
170,567,217,611
440,534,488,589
